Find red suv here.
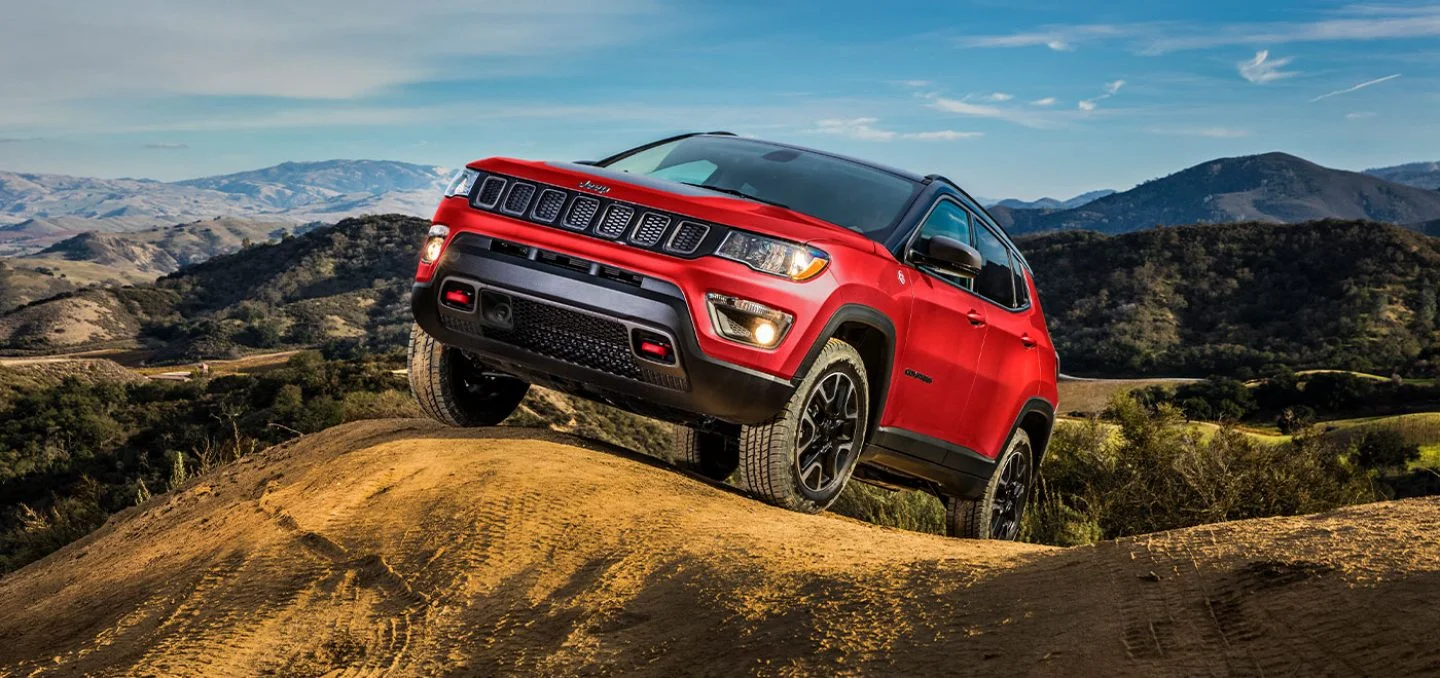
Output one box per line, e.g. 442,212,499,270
409,132,1058,540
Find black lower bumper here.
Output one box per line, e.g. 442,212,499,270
411,234,795,425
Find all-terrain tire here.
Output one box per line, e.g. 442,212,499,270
946,429,1033,540
735,339,869,513
672,425,740,481
408,323,530,427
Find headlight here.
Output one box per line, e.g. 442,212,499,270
421,224,450,264
716,231,829,281
444,168,480,198
706,293,794,348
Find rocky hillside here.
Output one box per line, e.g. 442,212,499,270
0,214,425,357
0,419,1435,675
1019,220,1440,376
998,153,1440,235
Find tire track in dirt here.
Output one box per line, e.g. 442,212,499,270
0,420,1436,676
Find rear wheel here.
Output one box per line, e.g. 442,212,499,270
945,429,1033,540
673,425,739,481
735,339,869,513
408,323,529,427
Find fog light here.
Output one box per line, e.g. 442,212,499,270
421,224,450,264
706,293,793,348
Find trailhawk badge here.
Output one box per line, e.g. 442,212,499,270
578,180,611,195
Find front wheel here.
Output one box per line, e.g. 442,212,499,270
735,339,869,513
408,323,530,427
945,429,1033,540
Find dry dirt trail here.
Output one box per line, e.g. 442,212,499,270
1,420,1437,676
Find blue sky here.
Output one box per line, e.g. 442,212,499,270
1,0,1437,199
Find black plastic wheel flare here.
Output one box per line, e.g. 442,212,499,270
794,371,860,494
990,450,1030,540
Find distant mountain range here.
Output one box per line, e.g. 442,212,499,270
994,153,1440,236
1366,161,1440,190
989,190,1116,211
0,160,449,254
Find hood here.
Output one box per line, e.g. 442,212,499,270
469,157,881,254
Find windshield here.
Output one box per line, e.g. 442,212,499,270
598,136,921,240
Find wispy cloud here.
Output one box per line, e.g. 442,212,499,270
1345,111,1377,119
981,92,1014,102
898,80,933,88
1238,50,1298,83
1309,73,1402,102
1147,126,1250,138
1030,97,1058,107
926,95,1061,129
1078,80,1125,111
809,118,981,142
144,142,189,150
954,6,1440,54
0,136,43,143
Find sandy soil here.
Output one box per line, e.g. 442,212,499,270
1,419,1436,676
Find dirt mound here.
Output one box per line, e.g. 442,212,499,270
1,420,1436,676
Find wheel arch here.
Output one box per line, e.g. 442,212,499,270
792,304,896,432
1011,397,1056,466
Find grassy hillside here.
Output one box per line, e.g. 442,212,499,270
1020,220,1440,377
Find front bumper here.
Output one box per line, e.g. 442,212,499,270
411,233,795,425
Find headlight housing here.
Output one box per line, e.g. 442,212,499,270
706,293,794,348
716,231,829,281
444,168,480,198
420,224,450,264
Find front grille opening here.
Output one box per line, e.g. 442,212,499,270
475,177,507,208
596,204,634,239
503,182,537,214
630,213,671,246
532,189,566,223
667,222,709,254
564,196,600,230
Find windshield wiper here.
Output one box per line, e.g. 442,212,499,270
679,182,790,210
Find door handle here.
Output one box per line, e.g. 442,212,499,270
1021,333,1037,348
966,310,986,327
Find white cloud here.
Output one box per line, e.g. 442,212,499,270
0,0,663,103
898,80,933,88
926,94,1064,129
1310,73,1402,102
809,118,980,142
1346,111,1377,119
954,7,1440,53
1078,80,1125,111
1046,40,1074,51
1238,50,1297,83
1030,97,1058,107
983,92,1014,102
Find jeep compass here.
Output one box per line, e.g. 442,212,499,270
409,132,1059,540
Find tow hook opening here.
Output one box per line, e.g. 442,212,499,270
632,329,676,365
440,281,477,313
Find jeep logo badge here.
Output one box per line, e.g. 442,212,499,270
578,180,611,195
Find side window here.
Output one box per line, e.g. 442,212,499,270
1010,252,1030,308
913,199,973,286
973,225,1016,307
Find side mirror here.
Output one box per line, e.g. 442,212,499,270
910,235,983,279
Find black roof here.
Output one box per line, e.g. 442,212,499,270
690,132,927,183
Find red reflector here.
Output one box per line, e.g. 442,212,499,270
639,340,671,359
443,289,473,306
